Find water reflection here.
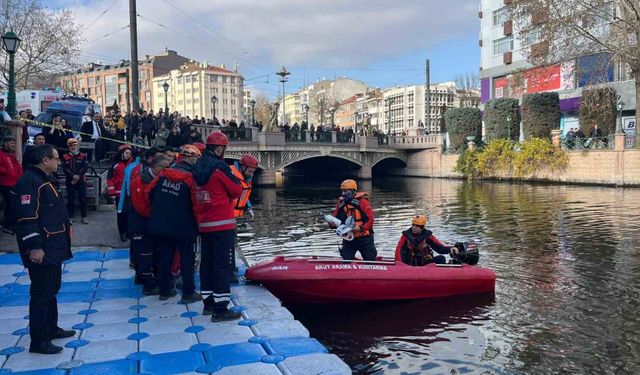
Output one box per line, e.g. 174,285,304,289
240,177,640,374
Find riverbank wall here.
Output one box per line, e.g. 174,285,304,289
401,148,640,187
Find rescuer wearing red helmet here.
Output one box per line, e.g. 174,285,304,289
230,154,258,220
394,215,457,266
192,131,243,321
330,179,377,261
227,154,259,283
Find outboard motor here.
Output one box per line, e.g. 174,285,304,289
452,241,480,265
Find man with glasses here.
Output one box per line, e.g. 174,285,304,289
62,138,89,224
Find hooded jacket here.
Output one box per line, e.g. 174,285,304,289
192,150,242,232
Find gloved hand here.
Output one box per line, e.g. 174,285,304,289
247,208,255,220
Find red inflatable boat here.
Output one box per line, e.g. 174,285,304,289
245,256,496,304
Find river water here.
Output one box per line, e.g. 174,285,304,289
238,177,640,374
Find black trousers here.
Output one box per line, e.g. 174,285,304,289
0,185,15,229
200,230,234,312
131,233,156,288
340,235,377,261
115,196,128,236
157,236,195,295
66,182,87,218
28,264,62,344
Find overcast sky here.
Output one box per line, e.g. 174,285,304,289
54,0,480,98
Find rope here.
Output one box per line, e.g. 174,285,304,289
2,119,150,150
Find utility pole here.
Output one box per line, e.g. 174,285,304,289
129,0,140,113
425,59,431,133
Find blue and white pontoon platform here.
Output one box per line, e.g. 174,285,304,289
0,249,350,375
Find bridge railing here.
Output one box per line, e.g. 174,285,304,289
194,125,258,142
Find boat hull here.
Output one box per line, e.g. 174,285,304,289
246,256,496,304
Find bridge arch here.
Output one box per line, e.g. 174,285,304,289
278,153,364,170
371,155,407,169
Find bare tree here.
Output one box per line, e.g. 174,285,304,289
511,0,640,114
0,0,83,90
455,72,481,107
252,94,272,126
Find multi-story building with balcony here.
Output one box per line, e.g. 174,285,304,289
152,61,244,121
58,49,190,113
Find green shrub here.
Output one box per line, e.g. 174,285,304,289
522,92,560,139
453,138,569,179
484,98,520,142
579,87,617,135
513,138,569,176
454,148,480,179
444,107,482,152
475,139,516,177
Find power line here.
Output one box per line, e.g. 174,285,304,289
82,24,130,45
81,0,121,34
160,0,279,69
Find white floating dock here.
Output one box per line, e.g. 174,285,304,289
0,249,351,374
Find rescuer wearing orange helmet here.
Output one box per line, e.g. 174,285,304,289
394,215,458,266
192,132,243,321
330,179,377,261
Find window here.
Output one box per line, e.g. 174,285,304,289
186,88,191,94
493,36,513,54
493,7,509,26
192,76,198,82
522,29,540,46
177,78,183,85
96,76,101,85
88,77,95,86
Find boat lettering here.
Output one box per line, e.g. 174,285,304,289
313,264,388,271
271,266,288,271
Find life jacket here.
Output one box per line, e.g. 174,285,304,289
340,192,371,238
401,228,432,266
230,164,252,218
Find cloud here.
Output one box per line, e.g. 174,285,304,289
62,0,477,75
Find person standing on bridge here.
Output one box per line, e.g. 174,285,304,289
193,132,243,321
329,179,377,261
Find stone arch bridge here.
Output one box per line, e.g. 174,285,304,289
196,127,444,184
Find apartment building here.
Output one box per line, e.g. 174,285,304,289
59,49,190,113
478,0,635,132
152,61,244,121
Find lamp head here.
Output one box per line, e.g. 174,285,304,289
2,30,20,54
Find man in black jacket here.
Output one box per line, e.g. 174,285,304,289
148,145,202,303
62,138,89,224
13,144,75,354
140,111,155,147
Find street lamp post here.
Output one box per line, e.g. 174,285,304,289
507,115,512,140
329,108,336,128
2,31,21,119
302,104,309,127
250,99,256,127
616,99,625,133
211,95,218,124
162,81,169,117
276,66,290,127
319,98,325,129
